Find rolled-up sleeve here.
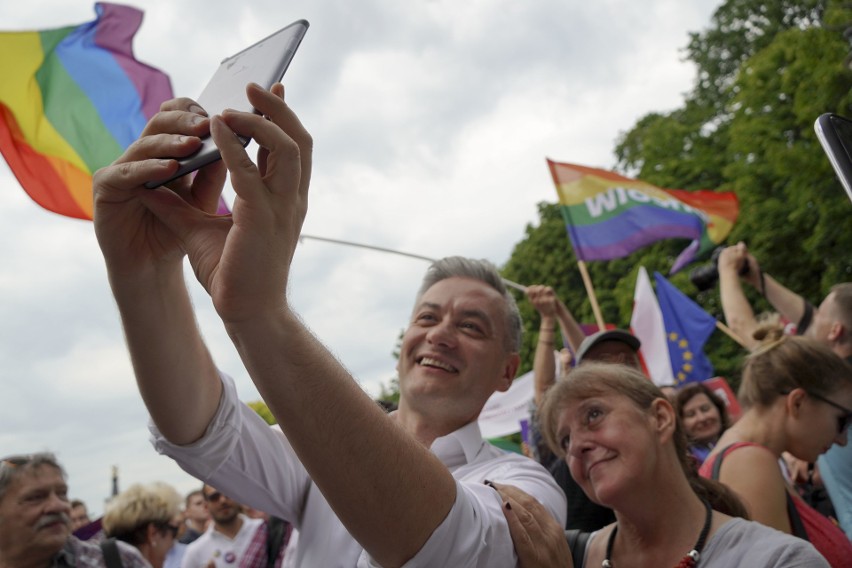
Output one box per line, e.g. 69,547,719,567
149,371,311,524
359,457,566,568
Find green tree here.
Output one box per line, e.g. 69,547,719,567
247,400,277,425
502,0,852,390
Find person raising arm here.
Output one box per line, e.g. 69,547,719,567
93,83,565,568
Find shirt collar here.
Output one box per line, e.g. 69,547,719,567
429,419,488,469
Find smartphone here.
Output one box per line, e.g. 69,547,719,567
815,113,852,204
145,19,309,189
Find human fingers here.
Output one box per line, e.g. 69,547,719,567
141,99,210,139
189,159,229,214
93,158,181,200
216,108,304,201
493,483,571,568
717,245,742,271
245,83,313,193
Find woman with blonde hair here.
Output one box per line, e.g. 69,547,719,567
699,327,852,567
495,362,829,567
103,482,183,568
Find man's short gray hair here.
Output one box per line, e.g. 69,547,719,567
0,452,65,502
415,256,522,352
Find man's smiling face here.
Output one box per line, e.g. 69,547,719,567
397,276,519,426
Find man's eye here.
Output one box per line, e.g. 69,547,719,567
460,321,482,332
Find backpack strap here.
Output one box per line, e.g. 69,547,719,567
785,491,810,541
265,516,291,568
565,528,591,568
100,538,124,568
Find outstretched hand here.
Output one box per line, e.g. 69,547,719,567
493,482,572,568
93,97,226,278
138,83,312,323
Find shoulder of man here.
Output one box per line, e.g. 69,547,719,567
65,536,151,567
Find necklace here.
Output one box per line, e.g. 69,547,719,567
602,499,712,568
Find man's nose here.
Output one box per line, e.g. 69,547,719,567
45,493,70,514
426,319,456,348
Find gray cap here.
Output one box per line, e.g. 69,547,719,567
575,329,641,363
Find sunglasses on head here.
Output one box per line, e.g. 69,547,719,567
808,390,852,435
0,455,32,469
155,521,180,537
203,491,224,503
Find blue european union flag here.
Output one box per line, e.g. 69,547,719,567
653,272,716,384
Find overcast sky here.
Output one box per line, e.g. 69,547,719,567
0,0,722,517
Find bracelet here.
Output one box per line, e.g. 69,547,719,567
538,339,555,345
539,327,555,332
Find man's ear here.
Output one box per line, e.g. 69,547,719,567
496,353,521,393
827,320,844,343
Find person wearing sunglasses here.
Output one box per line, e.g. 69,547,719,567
719,244,852,539
0,452,149,568
699,326,852,567
103,482,185,568
180,486,262,568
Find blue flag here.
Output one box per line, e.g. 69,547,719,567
653,272,716,384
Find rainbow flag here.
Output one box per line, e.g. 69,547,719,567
547,160,739,272
0,3,172,220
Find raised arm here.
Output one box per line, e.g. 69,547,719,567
719,243,812,349
554,296,586,354
92,99,227,444
526,286,585,406
718,243,761,350
526,286,559,407
140,84,456,568
761,274,810,328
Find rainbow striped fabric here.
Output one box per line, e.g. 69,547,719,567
0,3,172,220
547,159,739,272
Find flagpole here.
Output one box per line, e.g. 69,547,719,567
298,234,528,292
714,320,748,349
576,260,606,330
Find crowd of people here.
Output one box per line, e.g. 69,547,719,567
0,457,293,568
2,82,851,567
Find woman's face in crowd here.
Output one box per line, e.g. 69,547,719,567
681,393,722,445
790,386,852,462
555,392,660,508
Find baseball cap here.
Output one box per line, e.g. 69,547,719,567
575,329,641,364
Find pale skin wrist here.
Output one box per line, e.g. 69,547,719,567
106,261,186,309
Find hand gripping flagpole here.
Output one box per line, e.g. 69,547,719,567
298,235,528,292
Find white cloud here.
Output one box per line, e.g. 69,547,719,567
0,0,721,519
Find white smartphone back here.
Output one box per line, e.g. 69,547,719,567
145,19,309,188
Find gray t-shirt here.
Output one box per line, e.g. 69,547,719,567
587,518,828,567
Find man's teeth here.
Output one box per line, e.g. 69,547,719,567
420,357,456,372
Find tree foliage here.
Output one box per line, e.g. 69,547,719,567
247,400,277,425
502,0,852,390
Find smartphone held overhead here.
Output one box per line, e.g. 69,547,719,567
815,113,852,205
145,19,309,189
